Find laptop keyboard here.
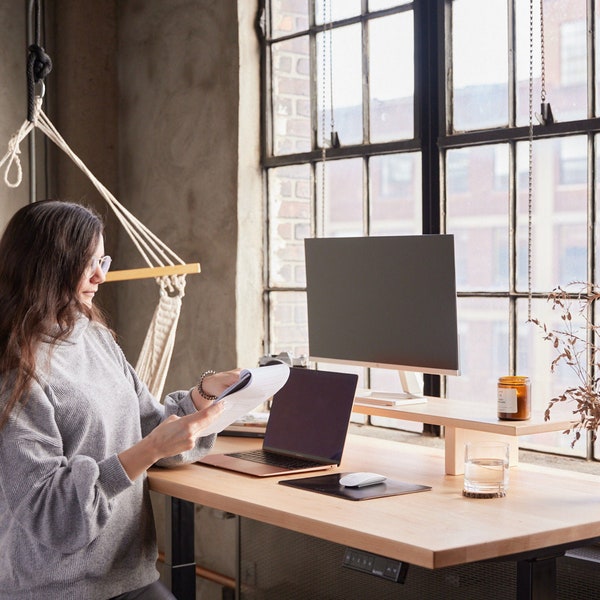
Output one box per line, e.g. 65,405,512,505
227,449,322,470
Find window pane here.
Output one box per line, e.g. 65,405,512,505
516,0,587,126
446,145,509,291
369,12,414,142
315,0,361,24
268,291,308,359
270,0,309,38
317,24,363,147
446,297,509,404
268,165,311,287
596,135,600,281
516,138,587,292
452,0,508,131
370,153,422,234
561,20,587,87
519,298,586,456
271,37,311,155
369,0,411,10
559,136,587,185
317,158,363,236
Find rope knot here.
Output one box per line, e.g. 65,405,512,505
3,133,23,188
28,44,53,82
0,116,35,188
27,44,52,122
158,274,187,298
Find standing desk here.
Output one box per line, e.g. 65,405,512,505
148,433,600,600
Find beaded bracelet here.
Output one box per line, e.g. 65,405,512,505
197,370,217,401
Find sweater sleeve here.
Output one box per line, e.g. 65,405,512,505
95,325,217,464
122,355,217,466
0,382,133,554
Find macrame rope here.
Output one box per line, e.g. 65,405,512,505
1,118,34,187
1,95,192,397
135,276,187,398
4,2,191,398
1,98,187,283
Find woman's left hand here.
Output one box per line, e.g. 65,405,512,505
192,368,241,410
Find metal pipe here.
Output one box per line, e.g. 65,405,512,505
26,0,36,203
157,551,236,590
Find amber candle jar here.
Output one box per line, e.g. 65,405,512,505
497,376,531,420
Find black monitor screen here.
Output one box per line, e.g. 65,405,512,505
304,235,459,376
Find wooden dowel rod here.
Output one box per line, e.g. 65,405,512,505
156,551,235,589
104,263,201,282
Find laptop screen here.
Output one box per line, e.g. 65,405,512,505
263,368,358,463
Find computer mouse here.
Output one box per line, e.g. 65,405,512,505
339,472,387,488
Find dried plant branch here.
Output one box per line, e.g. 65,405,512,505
531,281,600,447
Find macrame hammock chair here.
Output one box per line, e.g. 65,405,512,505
0,45,199,401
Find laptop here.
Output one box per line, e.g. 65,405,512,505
200,367,358,477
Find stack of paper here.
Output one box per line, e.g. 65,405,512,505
201,363,290,436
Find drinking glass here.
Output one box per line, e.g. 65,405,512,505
463,441,509,498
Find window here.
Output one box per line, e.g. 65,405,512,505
261,0,600,459
561,20,586,87
559,136,587,186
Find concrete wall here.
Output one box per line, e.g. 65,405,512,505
44,0,263,387
0,1,34,221
1,0,263,379
0,0,262,596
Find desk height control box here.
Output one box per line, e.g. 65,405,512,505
343,547,409,583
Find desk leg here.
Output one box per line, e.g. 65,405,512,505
444,427,519,475
163,497,196,600
516,556,556,600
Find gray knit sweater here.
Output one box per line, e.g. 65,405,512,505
0,317,215,599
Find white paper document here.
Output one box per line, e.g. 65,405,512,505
200,363,290,436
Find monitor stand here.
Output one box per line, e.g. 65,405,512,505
355,371,426,407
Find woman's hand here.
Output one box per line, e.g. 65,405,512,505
146,402,225,457
192,368,242,410
118,401,224,480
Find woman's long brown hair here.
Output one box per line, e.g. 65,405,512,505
0,200,108,430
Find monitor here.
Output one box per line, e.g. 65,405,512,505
304,234,459,401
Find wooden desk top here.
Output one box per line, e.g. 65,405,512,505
353,396,574,436
148,434,600,570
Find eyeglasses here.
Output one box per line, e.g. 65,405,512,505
87,255,112,277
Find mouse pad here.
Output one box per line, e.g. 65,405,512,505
279,473,431,501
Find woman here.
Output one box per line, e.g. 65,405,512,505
0,200,238,599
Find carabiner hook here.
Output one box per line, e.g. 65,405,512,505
35,80,45,100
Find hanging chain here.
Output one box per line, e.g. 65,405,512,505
328,11,335,145
539,0,546,104
319,0,335,237
527,0,535,321
320,1,329,237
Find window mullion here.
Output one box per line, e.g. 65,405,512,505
416,0,443,235
588,0,595,119
508,0,516,128
508,140,518,375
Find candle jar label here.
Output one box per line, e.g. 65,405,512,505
497,387,517,413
